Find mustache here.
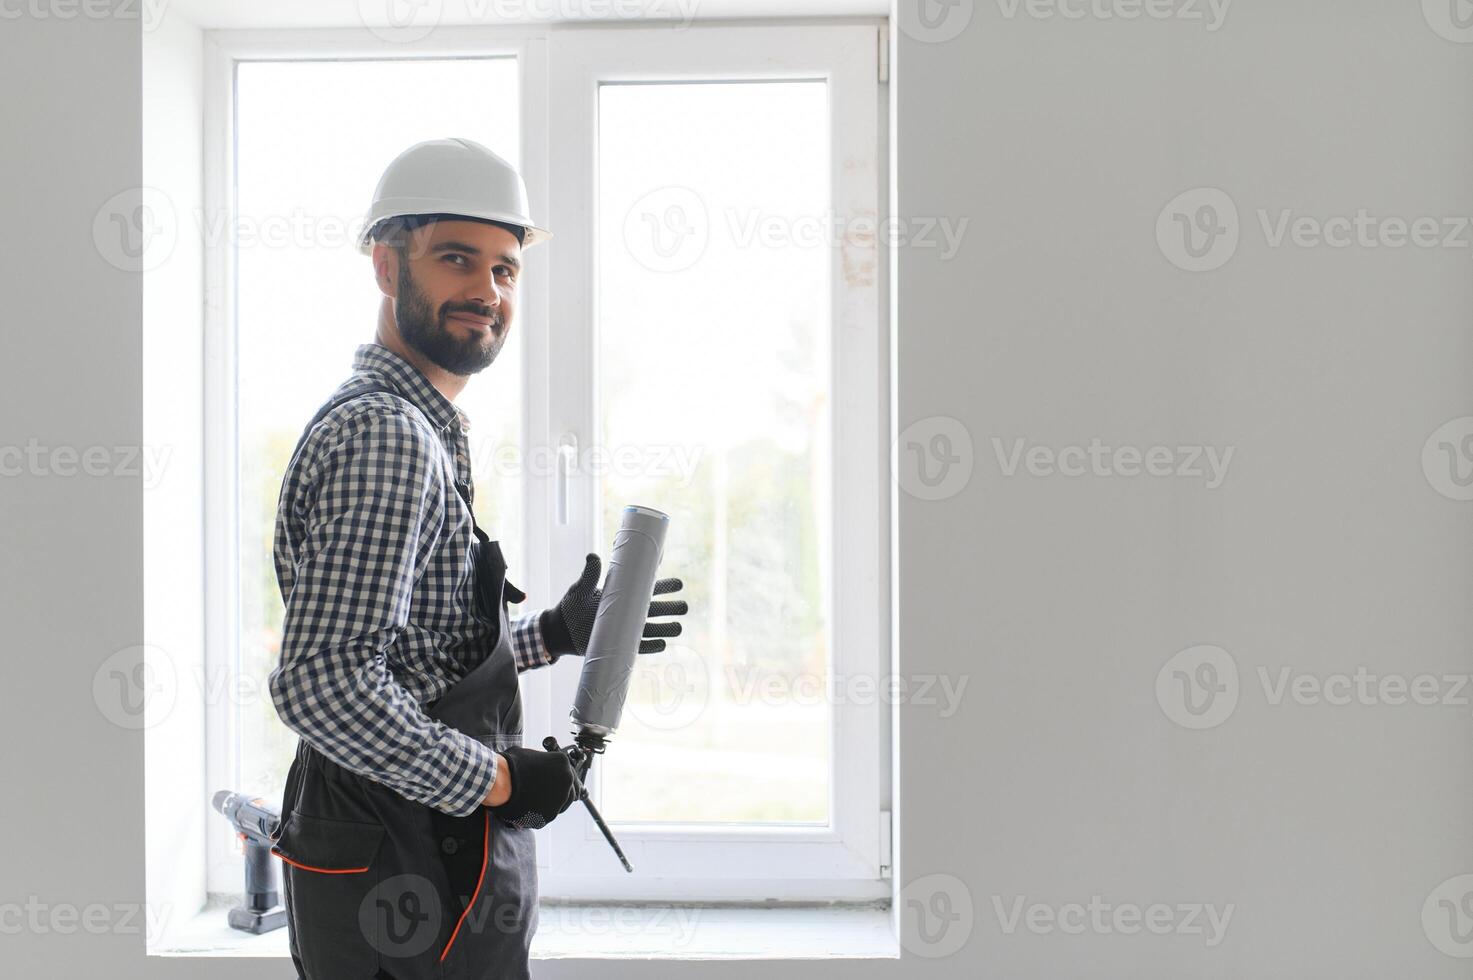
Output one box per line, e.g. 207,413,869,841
443,306,503,326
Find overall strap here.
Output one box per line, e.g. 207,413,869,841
284,378,527,605
286,380,395,474
285,379,477,511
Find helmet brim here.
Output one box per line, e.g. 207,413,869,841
358,213,552,256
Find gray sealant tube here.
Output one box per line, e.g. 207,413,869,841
570,505,670,742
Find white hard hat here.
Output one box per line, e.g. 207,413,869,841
358,137,551,255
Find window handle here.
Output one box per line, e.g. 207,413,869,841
556,434,577,526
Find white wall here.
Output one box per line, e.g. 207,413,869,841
5,0,1473,977
142,7,208,938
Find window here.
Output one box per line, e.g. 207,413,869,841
202,22,885,906
226,55,526,885
204,39,545,894
593,79,834,827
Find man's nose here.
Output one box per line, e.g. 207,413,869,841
463,273,504,310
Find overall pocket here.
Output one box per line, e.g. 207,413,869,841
272,811,388,976
272,810,384,874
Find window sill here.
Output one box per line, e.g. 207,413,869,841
152,899,898,960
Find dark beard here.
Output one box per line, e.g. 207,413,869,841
394,260,505,376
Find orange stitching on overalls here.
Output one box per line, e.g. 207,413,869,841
439,809,492,962
270,847,371,875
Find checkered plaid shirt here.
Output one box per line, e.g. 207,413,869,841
270,342,552,817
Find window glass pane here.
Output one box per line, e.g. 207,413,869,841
234,58,522,804
595,81,833,825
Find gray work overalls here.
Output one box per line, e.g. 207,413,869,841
269,381,537,980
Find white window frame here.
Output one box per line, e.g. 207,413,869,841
200,25,557,895
539,23,887,903
198,20,887,906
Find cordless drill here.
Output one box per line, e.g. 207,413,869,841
211,790,287,934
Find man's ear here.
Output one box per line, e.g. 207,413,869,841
372,242,398,299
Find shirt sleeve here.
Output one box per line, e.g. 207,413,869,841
269,409,498,818
510,609,554,672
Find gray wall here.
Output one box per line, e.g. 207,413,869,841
895,0,1473,976
1,6,148,979
4,0,1473,977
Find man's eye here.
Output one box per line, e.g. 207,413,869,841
445,254,468,266
496,266,517,280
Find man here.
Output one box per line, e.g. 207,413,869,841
267,137,687,979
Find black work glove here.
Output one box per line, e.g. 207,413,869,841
489,745,579,830
538,553,688,662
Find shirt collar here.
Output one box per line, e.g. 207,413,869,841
350,342,468,435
